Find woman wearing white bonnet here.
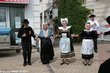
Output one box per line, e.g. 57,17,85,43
58,18,76,65
60,18,68,25
38,22,54,64
78,22,98,66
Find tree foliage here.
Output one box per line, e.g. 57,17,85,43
54,0,91,34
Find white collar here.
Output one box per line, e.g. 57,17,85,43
84,29,92,32
58,26,71,30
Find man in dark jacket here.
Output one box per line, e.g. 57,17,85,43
18,19,36,66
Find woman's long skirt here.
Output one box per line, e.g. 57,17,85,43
40,37,54,63
59,37,75,58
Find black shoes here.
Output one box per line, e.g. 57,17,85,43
42,61,49,64
65,61,69,65
94,50,98,53
60,59,70,65
28,62,32,65
83,60,92,66
94,47,98,53
23,63,27,67
23,62,32,67
60,61,65,65
84,60,87,66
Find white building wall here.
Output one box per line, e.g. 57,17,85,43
25,0,34,27
33,0,41,34
86,0,110,41
25,0,53,45
25,0,40,45
86,0,110,25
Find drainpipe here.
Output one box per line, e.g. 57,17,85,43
93,0,96,14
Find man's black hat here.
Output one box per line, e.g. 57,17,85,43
23,19,29,24
89,14,96,18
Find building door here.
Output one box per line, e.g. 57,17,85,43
9,7,24,45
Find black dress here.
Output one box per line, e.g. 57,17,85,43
80,30,98,59
38,29,54,64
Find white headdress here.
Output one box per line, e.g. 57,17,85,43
43,22,48,25
60,18,68,25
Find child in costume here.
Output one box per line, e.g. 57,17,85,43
78,23,98,66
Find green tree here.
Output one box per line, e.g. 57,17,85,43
55,0,90,34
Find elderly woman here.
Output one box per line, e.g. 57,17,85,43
58,18,75,65
38,23,54,64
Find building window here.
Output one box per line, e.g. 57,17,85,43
40,0,42,2
0,8,6,27
49,10,53,19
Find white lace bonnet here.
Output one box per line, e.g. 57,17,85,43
60,18,68,25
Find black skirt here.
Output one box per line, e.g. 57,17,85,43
40,37,54,63
82,54,94,59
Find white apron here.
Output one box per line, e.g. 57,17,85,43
59,37,70,53
81,39,94,55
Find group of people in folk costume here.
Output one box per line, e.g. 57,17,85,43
18,20,54,66
18,15,110,67
58,14,100,66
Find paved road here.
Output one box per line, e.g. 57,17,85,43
0,41,110,73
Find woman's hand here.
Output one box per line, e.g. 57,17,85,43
71,34,75,37
22,33,26,37
75,34,79,37
98,32,104,35
34,34,39,40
